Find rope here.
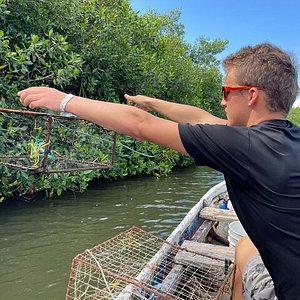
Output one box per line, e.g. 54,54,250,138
86,249,117,299
29,139,50,168
117,143,156,158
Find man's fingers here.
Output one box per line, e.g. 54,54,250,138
18,87,43,96
29,100,44,109
124,94,135,105
18,87,55,102
18,90,28,102
18,88,39,103
17,87,65,112
124,94,134,105
124,93,131,99
20,94,43,107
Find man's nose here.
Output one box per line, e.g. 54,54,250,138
220,98,226,108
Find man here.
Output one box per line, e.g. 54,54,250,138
18,43,299,299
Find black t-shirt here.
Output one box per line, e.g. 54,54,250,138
179,119,300,299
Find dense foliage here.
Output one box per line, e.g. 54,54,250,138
288,107,300,125
0,0,228,202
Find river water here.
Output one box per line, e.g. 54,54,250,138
0,166,223,300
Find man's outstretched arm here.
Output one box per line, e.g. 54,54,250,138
125,94,227,125
18,87,189,155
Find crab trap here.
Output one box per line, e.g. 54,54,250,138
66,227,233,300
0,108,116,173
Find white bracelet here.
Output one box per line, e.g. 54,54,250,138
60,94,75,113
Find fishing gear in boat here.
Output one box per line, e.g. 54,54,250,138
66,226,234,300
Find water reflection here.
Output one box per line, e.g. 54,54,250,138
0,166,222,300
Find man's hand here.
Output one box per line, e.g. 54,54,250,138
124,94,152,111
18,87,67,112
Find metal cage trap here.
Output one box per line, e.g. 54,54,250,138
66,227,233,300
0,108,116,173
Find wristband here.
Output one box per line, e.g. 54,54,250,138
60,94,75,113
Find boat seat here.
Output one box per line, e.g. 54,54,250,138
176,240,235,267
200,207,238,223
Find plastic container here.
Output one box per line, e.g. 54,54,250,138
228,235,236,247
228,221,247,247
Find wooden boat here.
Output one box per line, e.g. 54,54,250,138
117,180,239,299
66,180,239,299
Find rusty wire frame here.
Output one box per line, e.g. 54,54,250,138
66,226,233,300
0,108,117,173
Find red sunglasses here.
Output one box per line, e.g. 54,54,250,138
222,85,257,99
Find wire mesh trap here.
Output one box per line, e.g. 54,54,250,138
0,108,116,173
66,226,233,300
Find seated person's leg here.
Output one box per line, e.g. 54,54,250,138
232,236,259,299
233,236,277,300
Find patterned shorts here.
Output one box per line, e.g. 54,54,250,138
242,255,277,300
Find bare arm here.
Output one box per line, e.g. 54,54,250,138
125,94,227,125
18,87,188,155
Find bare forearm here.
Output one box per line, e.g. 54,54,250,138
149,98,220,124
63,97,187,154
127,95,226,125
66,96,147,138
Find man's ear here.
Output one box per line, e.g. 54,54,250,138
247,88,259,107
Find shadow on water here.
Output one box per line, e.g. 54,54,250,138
0,166,223,300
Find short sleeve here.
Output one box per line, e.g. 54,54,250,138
178,123,250,183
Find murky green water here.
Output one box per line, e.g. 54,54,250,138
0,166,222,300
